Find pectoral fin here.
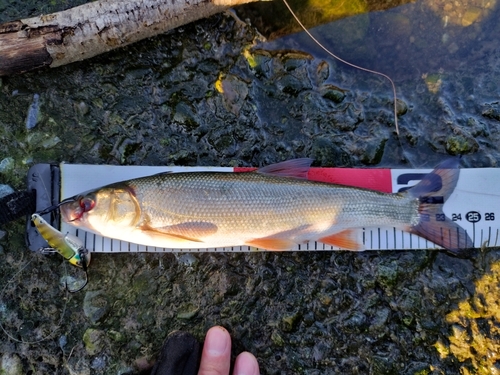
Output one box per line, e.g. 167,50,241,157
140,221,218,243
319,229,363,251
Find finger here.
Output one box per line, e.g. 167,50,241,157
233,352,260,375
198,326,231,375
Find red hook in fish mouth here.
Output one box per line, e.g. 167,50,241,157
59,196,95,223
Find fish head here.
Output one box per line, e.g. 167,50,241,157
60,185,140,233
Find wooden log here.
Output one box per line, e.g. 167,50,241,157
0,0,261,76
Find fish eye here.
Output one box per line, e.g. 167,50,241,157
79,197,95,212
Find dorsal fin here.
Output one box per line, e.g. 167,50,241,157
257,158,313,179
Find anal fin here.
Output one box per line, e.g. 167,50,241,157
319,229,363,251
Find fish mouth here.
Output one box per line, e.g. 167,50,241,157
59,200,84,224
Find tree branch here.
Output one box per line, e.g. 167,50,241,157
0,0,261,76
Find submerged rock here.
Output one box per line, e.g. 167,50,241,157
83,290,110,324
0,354,22,375
0,158,14,174
25,93,41,130
0,184,14,198
83,328,106,356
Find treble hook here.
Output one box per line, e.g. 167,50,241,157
65,247,90,293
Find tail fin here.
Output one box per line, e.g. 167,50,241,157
407,159,473,256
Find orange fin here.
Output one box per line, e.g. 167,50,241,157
319,229,363,251
246,238,296,251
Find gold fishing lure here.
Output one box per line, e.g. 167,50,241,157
31,213,91,269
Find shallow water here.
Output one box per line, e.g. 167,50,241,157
0,0,499,374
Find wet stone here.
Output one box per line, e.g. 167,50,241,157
83,291,110,324
131,271,157,296
312,137,352,167
0,354,22,375
25,93,40,130
482,103,500,121
280,311,302,332
376,262,399,289
283,57,307,71
396,98,408,115
83,328,106,356
58,335,67,350
250,54,273,78
318,293,332,306
0,158,14,174
66,355,91,375
219,74,249,116
320,85,346,103
275,74,307,96
271,331,285,347
397,289,421,311
75,101,89,116
360,138,387,165
302,311,315,327
108,330,125,343
344,311,368,332
177,304,199,320
0,185,13,199
312,342,330,362
175,253,198,267
315,61,330,84
173,102,198,130
445,134,478,155
405,362,432,375
370,355,397,375
90,355,107,370
369,308,390,334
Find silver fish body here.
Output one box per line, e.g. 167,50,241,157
59,159,472,254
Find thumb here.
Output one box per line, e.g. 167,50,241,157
197,326,231,375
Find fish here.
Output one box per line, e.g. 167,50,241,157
58,158,473,255
32,213,91,268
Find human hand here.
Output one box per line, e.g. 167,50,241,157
198,326,260,375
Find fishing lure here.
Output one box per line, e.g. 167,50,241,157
31,213,90,292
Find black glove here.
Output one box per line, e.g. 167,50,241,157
149,330,201,375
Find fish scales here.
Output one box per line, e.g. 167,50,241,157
130,172,419,235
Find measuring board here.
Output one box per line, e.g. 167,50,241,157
26,163,500,253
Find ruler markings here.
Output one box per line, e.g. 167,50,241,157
59,164,500,253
